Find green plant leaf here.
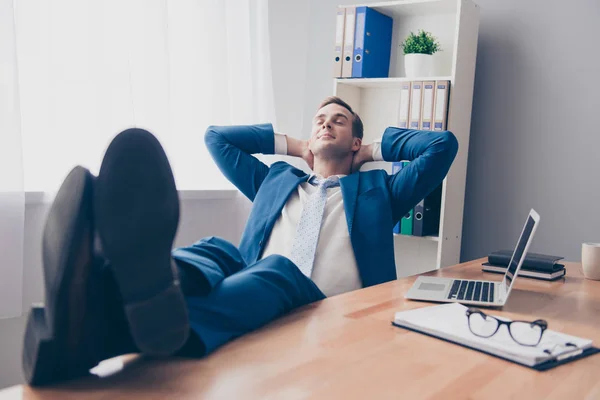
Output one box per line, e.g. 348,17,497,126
400,29,442,55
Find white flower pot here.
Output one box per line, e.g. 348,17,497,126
404,53,434,78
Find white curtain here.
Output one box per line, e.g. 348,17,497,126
15,0,276,192
0,0,25,318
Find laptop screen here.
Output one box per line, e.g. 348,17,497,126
502,215,536,291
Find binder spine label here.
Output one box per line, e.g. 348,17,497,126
421,83,434,131
398,84,410,128
335,12,344,51
344,14,355,51
352,7,366,78
333,8,346,77
433,82,449,131
341,7,356,77
354,9,366,50
410,83,422,129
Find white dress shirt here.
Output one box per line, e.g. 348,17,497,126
259,134,384,297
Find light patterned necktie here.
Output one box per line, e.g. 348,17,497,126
289,176,341,278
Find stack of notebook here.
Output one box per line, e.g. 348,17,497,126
482,250,566,281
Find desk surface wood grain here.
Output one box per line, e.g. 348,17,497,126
2,258,600,399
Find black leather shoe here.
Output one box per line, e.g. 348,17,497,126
95,128,189,356
22,166,102,386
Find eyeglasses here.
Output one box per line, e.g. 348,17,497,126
466,308,548,346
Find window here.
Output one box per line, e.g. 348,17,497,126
15,0,276,192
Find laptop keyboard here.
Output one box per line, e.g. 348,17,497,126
447,280,494,302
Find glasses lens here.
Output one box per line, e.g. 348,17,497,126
509,321,543,346
468,312,499,337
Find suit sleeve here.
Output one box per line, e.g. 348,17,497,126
381,127,459,224
204,123,276,201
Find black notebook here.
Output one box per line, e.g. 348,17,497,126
482,263,566,281
487,250,564,272
483,250,566,281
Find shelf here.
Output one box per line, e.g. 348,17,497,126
394,233,440,242
333,0,479,271
335,76,452,89
339,0,458,18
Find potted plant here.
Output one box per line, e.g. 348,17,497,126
400,30,441,78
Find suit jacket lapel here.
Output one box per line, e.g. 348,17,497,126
340,173,360,234
267,169,310,227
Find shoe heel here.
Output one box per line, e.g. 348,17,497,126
22,307,61,386
96,129,189,356
124,281,189,356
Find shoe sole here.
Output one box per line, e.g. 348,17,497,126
22,166,95,386
95,128,189,356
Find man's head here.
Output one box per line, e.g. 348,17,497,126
309,96,363,160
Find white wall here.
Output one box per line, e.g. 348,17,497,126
268,1,311,137
302,0,349,137
460,0,600,262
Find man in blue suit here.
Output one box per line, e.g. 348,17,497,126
23,96,458,385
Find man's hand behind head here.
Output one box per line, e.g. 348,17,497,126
351,143,373,174
302,139,315,170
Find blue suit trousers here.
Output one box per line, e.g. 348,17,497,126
171,237,326,355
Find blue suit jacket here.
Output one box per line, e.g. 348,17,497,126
204,124,458,288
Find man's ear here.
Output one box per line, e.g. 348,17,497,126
352,137,362,152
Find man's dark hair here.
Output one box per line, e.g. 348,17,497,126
317,96,364,140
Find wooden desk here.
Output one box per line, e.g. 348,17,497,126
2,258,600,399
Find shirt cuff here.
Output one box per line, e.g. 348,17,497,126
371,138,384,161
274,133,288,155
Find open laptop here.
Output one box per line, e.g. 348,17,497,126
405,209,540,307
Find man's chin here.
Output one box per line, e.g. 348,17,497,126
312,144,350,160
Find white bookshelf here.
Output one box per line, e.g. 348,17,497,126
334,76,452,89
333,0,480,278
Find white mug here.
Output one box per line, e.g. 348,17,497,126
582,243,600,280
